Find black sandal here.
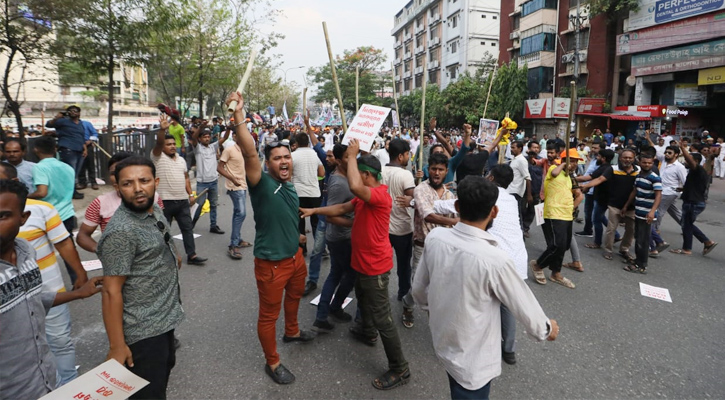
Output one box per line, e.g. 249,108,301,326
372,369,411,390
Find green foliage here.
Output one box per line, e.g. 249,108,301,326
558,85,592,99
307,46,389,112
77,90,109,102
588,0,640,18
58,61,101,85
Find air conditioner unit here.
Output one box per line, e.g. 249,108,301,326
509,32,520,40
561,53,574,64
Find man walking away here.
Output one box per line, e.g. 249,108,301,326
292,132,324,256
507,140,532,233
413,176,558,400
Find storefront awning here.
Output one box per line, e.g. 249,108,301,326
609,114,652,121
576,112,609,118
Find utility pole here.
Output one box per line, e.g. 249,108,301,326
569,0,588,85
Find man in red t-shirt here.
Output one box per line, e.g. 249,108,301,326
300,139,410,390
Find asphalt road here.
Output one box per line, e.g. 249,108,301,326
68,178,725,399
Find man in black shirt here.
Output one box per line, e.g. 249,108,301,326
455,127,505,184
670,142,718,256
578,149,616,249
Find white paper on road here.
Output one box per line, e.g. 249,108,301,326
173,233,201,240
639,282,672,303
81,259,103,272
341,104,391,152
534,202,545,226
39,359,148,400
310,294,353,309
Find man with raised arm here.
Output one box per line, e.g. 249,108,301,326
188,122,230,233
226,92,314,385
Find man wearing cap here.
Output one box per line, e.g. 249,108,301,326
45,105,87,200
189,123,230,234
530,149,583,289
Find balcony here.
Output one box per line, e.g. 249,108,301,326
404,51,413,59
427,60,440,69
404,71,412,78
415,66,424,74
429,37,440,47
395,74,401,81
518,51,541,68
395,40,403,48
429,14,441,25
415,25,425,35
404,32,413,42
394,57,402,65
415,46,425,54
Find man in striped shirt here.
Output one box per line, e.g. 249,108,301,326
622,154,662,274
0,163,88,385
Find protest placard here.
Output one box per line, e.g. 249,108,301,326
639,283,672,303
39,359,148,400
478,118,499,144
341,104,391,152
391,110,400,128
534,203,545,226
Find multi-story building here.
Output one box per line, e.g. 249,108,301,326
391,0,501,95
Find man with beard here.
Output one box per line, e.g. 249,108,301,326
649,145,686,253
578,149,617,249
227,92,314,385
574,140,601,238
98,156,184,399
1,138,35,192
599,149,639,261
621,154,662,274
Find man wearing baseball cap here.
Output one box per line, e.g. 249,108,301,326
46,105,87,199
530,149,583,289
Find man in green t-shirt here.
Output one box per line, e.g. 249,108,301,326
226,91,314,385
168,114,186,156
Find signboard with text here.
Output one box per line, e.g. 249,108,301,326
674,83,707,106
631,38,725,76
577,98,606,114
614,105,667,117
628,0,725,32
524,99,551,119
40,360,148,400
618,12,725,55
698,66,725,85
341,104,391,152
552,98,570,119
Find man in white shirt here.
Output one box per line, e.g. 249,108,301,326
413,176,558,399
652,145,687,247
382,139,416,305
292,133,324,255
190,125,230,233
323,128,335,152
506,141,532,233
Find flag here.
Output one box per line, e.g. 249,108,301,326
283,102,289,124
392,110,400,127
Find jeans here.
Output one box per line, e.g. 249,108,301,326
402,244,424,309
308,219,327,284
681,201,709,251
355,271,409,373
128,330,176,400
604,206,635,255
227,189,248,247
654,194,682,231
582,194,594,234
298,197,322,252
501,304,515,353
650,228,664,250
77,145,96,185
592,200,611,246
316,239,356,322
389,233,413,300
45,304,77,386
448,374,491,400
254,248,307,366
538,219,572,273
162,200,196,258
193,180,219,227
58,147,84,179
634,218,652,269
61,218,78,286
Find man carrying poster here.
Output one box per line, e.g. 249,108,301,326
342,104,391,152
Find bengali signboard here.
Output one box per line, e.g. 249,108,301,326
524,99,551,119
631,38,725,76
552,98,571,119
577,98,606,114
698,66,725,85
617,12,725,55
341,104,391,152
674,83,708,106
628,0,725,32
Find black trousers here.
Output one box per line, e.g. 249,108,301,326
537,219,572,273
522,195,540,233
128,330,176,400
61,217,78,286
162,200,196,258
512,193,527,234
298,196,321,251
78,145,96,185
634,218,652,269
389,233,413,300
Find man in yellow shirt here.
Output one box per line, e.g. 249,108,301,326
530,149,583,289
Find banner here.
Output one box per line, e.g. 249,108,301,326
391,110,400,127
674,83,707,106
698,66,725,85
282,102,289,123
478,118,499,144
525,99,551,119
631,38,725,76
341,104,391,152
618,12,725,55
628,0,725,32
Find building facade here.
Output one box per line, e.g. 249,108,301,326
392,0,501,95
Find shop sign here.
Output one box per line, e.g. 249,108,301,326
614,105,667,117
577,98,606,113
665,107,690,117
553,98,570,119
698,66,725,85
631,38,725,76
628,0,725,32
674,83,707,107
618,12,725,55
525,98,570,119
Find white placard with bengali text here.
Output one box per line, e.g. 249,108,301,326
81,260,103,272
639,283,672,303
534,203,545,226
39,359,148,400
341,104,391,152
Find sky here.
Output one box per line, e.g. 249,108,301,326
256,0,406,90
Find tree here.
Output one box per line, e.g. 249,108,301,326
487,60,528,122
588,0,639,18
55,0,186,132
307,46,388,112
1,0,75,136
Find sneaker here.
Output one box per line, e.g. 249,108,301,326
655,242,670,253
329,308,353,323
303,281,317,296
312,319,335,333
228,246,242,260
575,231,593,237
210,226,225,234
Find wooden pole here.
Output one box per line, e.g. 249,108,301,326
355,66,360,112
302,87,307,118
416,60,428,176
391,62,400,127
565,80,577,167
322,22,347,132
482,64,497,119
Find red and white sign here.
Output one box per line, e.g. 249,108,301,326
614,105,667,117
553,98,571,118
341,104,391,152
525,99,552,119
577,98,606,114
40,360,148,400
639,282,672,303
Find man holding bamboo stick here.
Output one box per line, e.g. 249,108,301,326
226,91,314,385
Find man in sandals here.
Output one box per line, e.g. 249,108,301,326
300,141,410,390
530,149,583,289
413,176,559,399
226,92,315,385
621,153,662,274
